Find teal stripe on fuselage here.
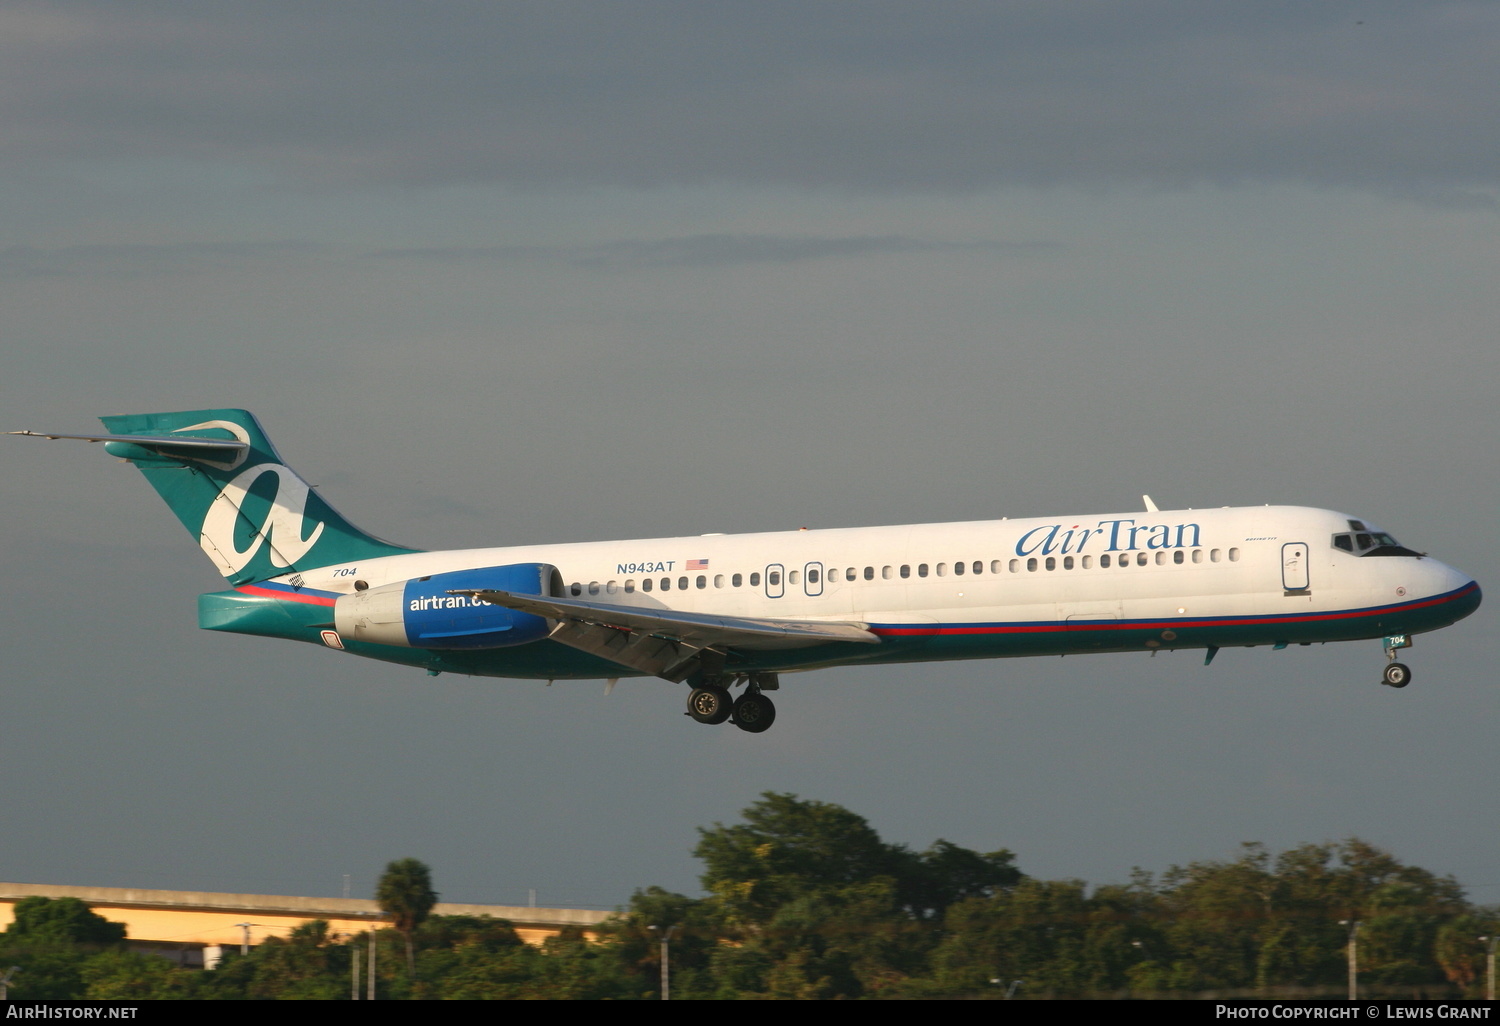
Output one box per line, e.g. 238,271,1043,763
197,581,1479,682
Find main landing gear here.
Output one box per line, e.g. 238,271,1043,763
686,674,778,733
1381,634,1413,689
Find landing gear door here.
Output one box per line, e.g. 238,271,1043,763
1282,542,1310,594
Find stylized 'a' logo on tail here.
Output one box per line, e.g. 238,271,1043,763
199,462,328,578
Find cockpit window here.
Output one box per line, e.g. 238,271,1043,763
1331,529,1421,558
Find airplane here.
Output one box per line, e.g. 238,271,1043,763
11,409,1481,734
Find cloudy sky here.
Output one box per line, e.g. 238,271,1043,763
2,2,1496,916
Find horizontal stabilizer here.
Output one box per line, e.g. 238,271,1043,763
9,430,248,452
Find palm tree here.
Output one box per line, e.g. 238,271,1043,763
377,858,438,976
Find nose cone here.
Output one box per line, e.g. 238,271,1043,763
1422,559,1481,627
1449,579,1482,623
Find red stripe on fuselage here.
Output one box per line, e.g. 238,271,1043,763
235,584,337,607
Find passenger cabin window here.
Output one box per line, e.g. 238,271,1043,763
917,564,929,578
900,565,911,578
751,572,762,586
570,583,582,596
696,575,707,589
732,573,743,587
865,566,875,580
678,577,689,590
642,578,653,592
1100,554,1111,568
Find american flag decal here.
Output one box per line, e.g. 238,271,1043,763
686,558,709,571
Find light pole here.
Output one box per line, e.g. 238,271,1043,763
647,924,681,1000
234,922,258,956
368,917,379,1001
1479,935,1496,1002
1345,919,1361,1000
0,967,19,1000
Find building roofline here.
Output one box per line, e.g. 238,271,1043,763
0,882,612,928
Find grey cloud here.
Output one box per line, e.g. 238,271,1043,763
371,234,1050,270
2,2,1498,195
0,240,317,280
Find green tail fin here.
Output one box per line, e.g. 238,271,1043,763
99,409,418,585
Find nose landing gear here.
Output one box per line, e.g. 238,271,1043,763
1382,662,1411,688
1381,634,1413,689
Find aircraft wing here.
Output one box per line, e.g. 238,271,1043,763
452,588,879,682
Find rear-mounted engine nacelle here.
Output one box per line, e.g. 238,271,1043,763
333,563,561,650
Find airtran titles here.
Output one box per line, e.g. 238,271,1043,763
1015,518,1202,557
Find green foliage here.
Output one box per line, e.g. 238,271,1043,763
905,838,1022,919
694,792,1018,929
0,898,129,999
377,859,439,934
202,919,358,1000
607,887,719,998
690,792,1021,998
80,951,203,1000
377,857,438,975
695,792,903,926
6,897,126,946
1,816,1483,999
1434,909,1500,995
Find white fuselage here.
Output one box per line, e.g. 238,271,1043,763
274,504,1476,677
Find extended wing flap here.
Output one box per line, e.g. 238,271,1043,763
453,588,880,651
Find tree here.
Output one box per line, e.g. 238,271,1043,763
692,793,1023,998
5,897,125,946
905,838,1022,919
694,792,909,926
377,858,439,976
0,897,129,999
